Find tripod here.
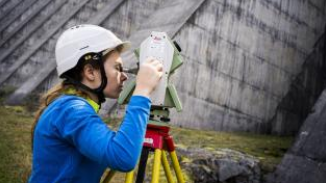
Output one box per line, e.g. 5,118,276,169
102,115,185,183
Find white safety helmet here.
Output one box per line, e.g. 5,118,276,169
55,24,130,77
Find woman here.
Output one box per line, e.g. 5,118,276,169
28,24,163,183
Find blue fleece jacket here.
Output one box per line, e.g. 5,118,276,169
28,95,150,183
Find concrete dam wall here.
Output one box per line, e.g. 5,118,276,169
0,0,325,135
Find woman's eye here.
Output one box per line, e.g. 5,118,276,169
116,66,123,72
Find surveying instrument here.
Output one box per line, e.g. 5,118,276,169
102,32,185,183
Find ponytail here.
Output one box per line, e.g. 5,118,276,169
31,82,91,148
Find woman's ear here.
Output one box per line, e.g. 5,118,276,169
82,64,97,81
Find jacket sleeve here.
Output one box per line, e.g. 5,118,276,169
55,96,151,172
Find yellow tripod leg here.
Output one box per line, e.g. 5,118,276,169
102,170,116,183
125,170,134,183
162,151,174,183
170,151,185,183
151,149,162,183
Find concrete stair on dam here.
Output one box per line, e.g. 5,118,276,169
0,0,17,17
1,0,125,104
0,0,39,35
3,0,206,108
0,0,80,84
0,0,24,25
0,0,67,76
0,0,54,48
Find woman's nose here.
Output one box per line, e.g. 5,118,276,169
121,72,128,81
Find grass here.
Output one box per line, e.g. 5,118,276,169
170,127,293,174
0,106,33,183
0,105,293,182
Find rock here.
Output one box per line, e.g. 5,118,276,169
265,88,326,183
177,147,261,183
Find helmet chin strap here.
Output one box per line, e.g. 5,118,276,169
63,53,108,105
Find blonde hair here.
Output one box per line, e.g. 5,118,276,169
31,82,91,148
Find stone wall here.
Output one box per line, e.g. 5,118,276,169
169,0,326,134
1,0,326,134
270,33,326,135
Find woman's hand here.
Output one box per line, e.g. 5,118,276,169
133,57,163,97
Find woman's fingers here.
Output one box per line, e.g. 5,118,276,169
146,57,156,63
143,57,164,81
145,57,163,73
157,64,163,72
133,56,169,97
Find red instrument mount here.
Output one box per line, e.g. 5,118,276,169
143,124,176,152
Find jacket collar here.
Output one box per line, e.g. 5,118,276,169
64,88,100,113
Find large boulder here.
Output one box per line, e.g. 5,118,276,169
266,88,326,183
177,147,261,183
